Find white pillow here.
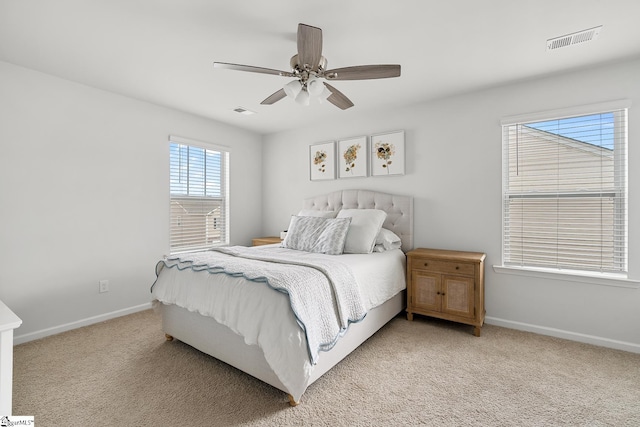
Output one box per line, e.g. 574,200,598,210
282,216,351,255
336,209,387,254
375,228,402,251
297,209,338,218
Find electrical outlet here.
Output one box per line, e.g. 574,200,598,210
99,280,109,293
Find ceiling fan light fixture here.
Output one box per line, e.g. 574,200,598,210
295,88,310,106
306,77,325,96
315,86,332,104
283,79,302,98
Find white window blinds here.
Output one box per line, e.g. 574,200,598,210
169,136,229,253
501,105,628,274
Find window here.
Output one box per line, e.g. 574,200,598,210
501,102,628,275
169,136,229,253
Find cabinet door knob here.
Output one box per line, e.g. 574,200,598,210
455,266,459,270
424,263,428,267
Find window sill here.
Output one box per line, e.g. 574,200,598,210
492,265,640,289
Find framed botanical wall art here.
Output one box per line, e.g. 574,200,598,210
370,130,405,176
309,141,336,181
338,136,367,179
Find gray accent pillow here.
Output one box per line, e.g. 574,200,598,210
282,216,351,255
336,209,387,254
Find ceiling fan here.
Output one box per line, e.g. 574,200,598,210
213,23,401,110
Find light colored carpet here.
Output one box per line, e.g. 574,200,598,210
13,309,640,426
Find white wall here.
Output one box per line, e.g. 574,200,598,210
2,56,638,352
0,61,263,341
262,58,640,352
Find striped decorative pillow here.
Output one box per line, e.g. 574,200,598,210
282,216,351,255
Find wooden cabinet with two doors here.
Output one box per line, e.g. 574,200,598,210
406,248,486,336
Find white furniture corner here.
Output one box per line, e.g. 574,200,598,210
0,300,22,415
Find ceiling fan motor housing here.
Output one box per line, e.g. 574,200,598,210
290,54,327,76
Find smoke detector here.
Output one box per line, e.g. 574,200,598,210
547,26,602,51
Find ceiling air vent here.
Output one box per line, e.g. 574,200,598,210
233,107,255,115
547,26,602,51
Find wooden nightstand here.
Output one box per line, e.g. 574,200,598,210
406,248,486,336
251,236,282,246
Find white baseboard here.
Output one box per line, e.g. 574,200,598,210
485,316,640,354
14,306,639,354
13,302,153,345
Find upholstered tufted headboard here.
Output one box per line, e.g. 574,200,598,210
302,190,413,252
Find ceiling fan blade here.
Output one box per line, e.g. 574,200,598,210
297,23,323,71
213,62,294,77
324,64,401,80
323,83,354,110
260,89,287,105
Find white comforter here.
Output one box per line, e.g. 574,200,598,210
151,245,406,401
154,245,367,364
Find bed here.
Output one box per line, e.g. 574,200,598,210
152,189,413,405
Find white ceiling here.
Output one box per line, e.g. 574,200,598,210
2,0,640,135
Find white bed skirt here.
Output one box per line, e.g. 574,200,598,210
158,290,405,403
